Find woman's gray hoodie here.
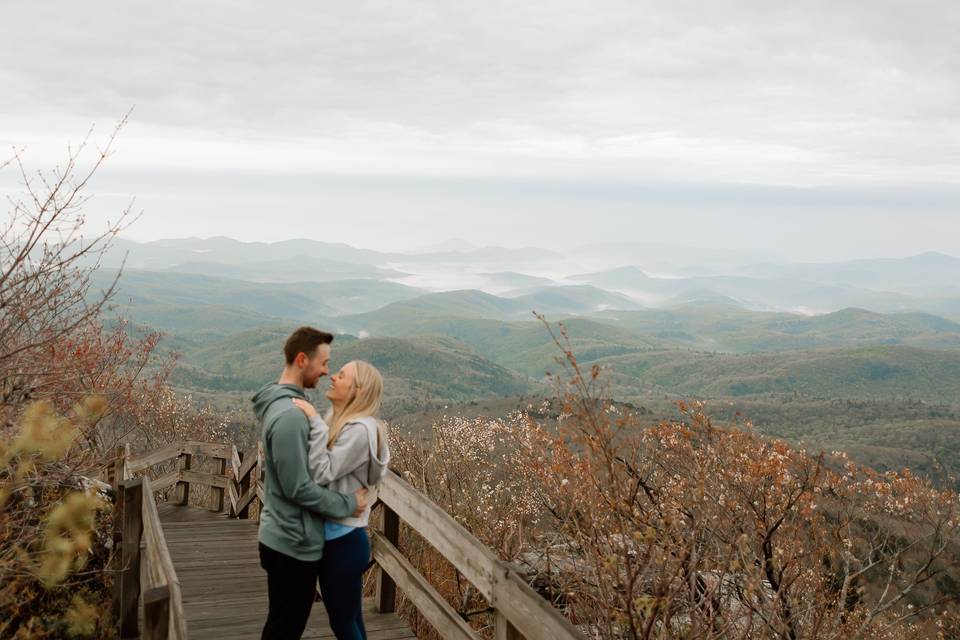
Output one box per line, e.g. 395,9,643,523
307,414,390,528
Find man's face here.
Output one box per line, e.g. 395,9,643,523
300,343,331,389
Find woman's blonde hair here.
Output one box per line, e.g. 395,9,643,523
325,360,387,449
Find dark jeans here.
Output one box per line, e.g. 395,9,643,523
259,542,322,640
318,528,370,640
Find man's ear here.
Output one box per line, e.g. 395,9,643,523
294,352,308,368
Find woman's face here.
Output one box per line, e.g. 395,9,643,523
325,362,357,405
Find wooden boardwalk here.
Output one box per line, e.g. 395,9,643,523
111,441,583,640
157,503,416,640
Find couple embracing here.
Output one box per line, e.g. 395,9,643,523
252,327,390,640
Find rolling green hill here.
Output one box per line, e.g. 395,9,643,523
340,290,532,324
93,269,335,321
332,313,662,377
167,256,407,282
591,306,960,353
170,328,536,403
509,284,645,315
93,269,428,334
592,345,960,401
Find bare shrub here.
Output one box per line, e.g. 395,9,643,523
388,320,960,640
0,122,233,637
0,117,134,423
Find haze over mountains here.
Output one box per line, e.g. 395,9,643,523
97,236,960,319
93,235,960,487
90,235,960,395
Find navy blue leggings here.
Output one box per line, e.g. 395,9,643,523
318,528,370,640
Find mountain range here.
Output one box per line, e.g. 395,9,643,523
94,237,960,319
97,236,960,489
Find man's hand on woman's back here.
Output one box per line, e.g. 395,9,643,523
353,487,369,517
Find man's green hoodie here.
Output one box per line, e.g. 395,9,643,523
253,383,356,561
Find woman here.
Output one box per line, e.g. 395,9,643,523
292,360,390,640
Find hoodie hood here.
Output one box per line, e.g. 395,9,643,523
251,383,307,421
347,416,391,486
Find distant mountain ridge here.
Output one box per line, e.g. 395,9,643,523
738,251,960,295
98,237,960,321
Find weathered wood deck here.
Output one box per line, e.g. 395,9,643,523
157,502,416,640
111,441,584,640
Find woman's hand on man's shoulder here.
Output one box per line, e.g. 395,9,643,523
291,398,319,418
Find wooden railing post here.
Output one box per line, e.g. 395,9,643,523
142,584,171,640
119,478,144,638
376,504,400,613
213,456,227,512
254,442,264,523
495,612,524,640
110,444,128,621
108,444,127,493
237,450,251,519
177,453,191,506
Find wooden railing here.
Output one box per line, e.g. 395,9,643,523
373,472,585,640
106,440,584,640
119,440,263,518
107,440,263,639
116,476,188,639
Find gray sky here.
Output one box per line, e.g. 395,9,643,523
2,0,959,260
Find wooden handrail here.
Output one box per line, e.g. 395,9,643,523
375,472,586,640
109,439,585,640
110,440,260,638
118,476,187,639
119,440,263,518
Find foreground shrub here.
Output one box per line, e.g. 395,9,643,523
0,401,113,639
0,122,236,637
390,321,960,639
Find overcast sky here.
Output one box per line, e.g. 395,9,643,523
2,1,958,260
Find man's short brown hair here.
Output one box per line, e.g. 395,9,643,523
283,326,334,365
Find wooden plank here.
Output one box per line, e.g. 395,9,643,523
181,440,234,460
123,443,132,480
377,504,399,613
150,469,181,493
237,449,258,480
494,612,524,640
491,568,584,640
180,468,231,489
142,585,170,640
157,503,225,523
119,478,143,638
141,477,189,640
168,580,187,640
234,449,257,519
231,445,242,478
189,622,415,640
227,447,241,515
177,453,192,505
156,501,415,640
371,530,481,640
181,599,412,633
233,484,259,517
110,445,128,621
127,442,181,474
213,456,227,512
379,472,584,639
379,472,497,599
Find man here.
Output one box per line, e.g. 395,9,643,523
252,326,369,640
